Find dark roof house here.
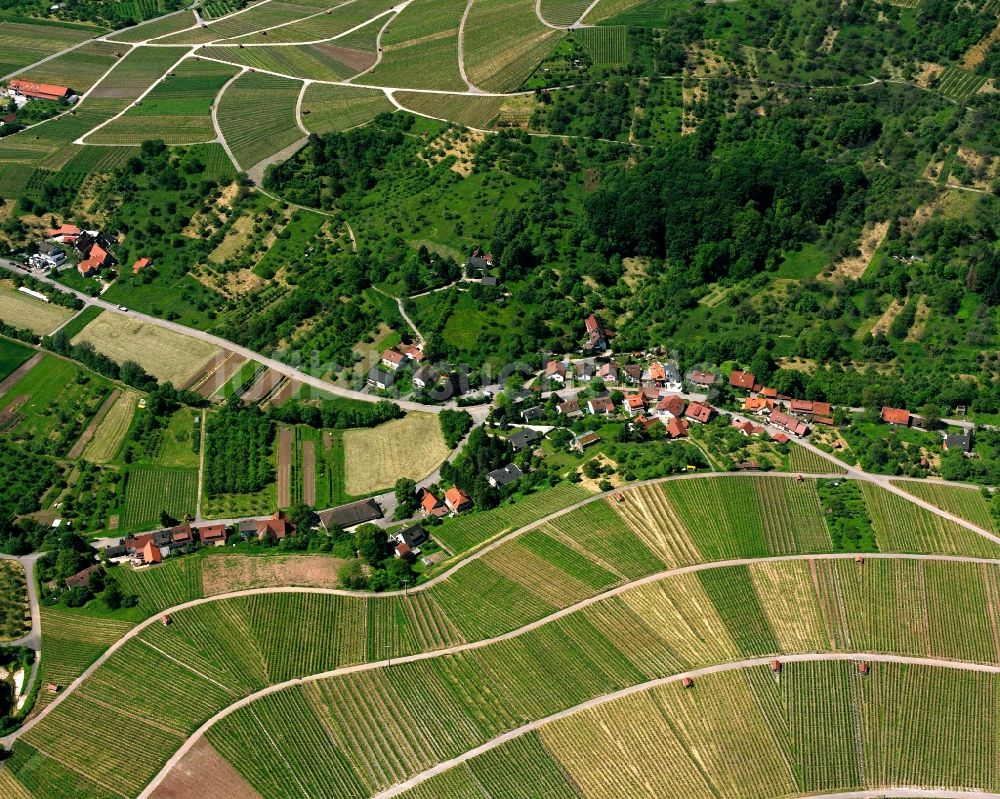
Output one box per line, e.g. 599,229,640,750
488,463,523,488
319,498,383,530
509,428,541,452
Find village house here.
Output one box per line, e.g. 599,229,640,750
583,314,608,352
199,524,227,546
689,370,717,387
393,524,427,559
488,463,523,489
732,419,765,437
412,363,439,390
257,510,296,541
772,431,790,445
418,489,448,518
587,396,615,416
65,564,102,589
444,486,473,514
381,348,408,371
319,498,383,530
521,405,543,422
729,370,756,391
48,223,81,243
770,410,809,437
367,366,395,390
654,394,686,420
622,364,642,385
465,249,493,275
238,519,258,540
881,407,911,427
139,540,163,565
943,432,972,453
557,398,582,418
509,427,541,452
77,242,113,277
666,417,689,439
622,393,646,416
743,397,777,414
169,524,193,547
33,241,66,269
633,414,661,434
576,361,595,381
122,533,153,554
544,360,567,384
572,431,602,452
684,402,713,424
399,344,424,363
597,362,618,383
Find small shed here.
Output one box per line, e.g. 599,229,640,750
855,554,865,564
857,661,869,675
681,677,694,689
46,683,61,694
770,659,781,673
161,614,172,625
613,492,625,503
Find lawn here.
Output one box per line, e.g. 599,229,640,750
70,310,222,386
155,406,201,469
0,283,74,335
0,337,34,383
121,464,198,530
342,412,449,494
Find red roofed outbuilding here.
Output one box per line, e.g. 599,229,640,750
881,407,911,427
9,79,72,101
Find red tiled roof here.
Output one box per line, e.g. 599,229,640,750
770,410,809,437
811,402,832,417
545,360,566,376
624,394,645,410
420,490,442,513
588,397,615,414
881,407,911,426
729,370,755,390
9,79,71,100
656,394,686,418
690,370,716,385
382,349,405,365
132,257,150,275
761,387,778,398
789,399,813,414
199,523,227,542
142,541,162,564
772,432,790,444
49,224,80,238
445,486,470,509
685,402,713,423
666,417,688,438
649,362,666,382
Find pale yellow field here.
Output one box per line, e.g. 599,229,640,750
342,412,449,495
82,389,139,463
0,284,74,335
71,311,221,386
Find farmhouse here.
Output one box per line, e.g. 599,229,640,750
583,314,608,351
943,432,972,452
199,524,227,546
122,533,153,554
465,250,493,274
367,367,395,390
8,79,72,101
666,417,688,438
488,463,523,488
544,360,567,383
587,396,615,416
622,393,646,416
77,243,114,277
444,486,472,514
381,348,408,371
558,398,582,417
140,540,163,565
729,370,756,391
770,410,809,437
572,431,602,452
65,564,102,589
882,407,911,427
509,428,541,452
655,394,686,420
257,510,296,541
419,489,448,518
169,524,193,546
412,364,439,390
319,498,383,530
684,402,713,424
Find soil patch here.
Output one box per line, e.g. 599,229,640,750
200,553,347,595
313,43,376,72
825,221,888,280
277,426,292,508
150,737,261,799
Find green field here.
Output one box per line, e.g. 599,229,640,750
936,66,987,101
394,91,506,129
300,83,395,133
14,41,123,94
202,43,367,82
0,338,34,382
120,464,198,530
0,18,103,78
106,9,198,42
573,25,629,64
88,57,240,145
227,0,398,44
215,71,305,169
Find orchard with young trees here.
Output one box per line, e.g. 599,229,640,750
203,401,275,496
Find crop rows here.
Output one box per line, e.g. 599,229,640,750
611,482,703,567
90,58,239,144
108,9,198,42
463,0,565,91
0,20,98,78
204,42,361,81
82,390,138,463
433,480,588,553
116,554,204,612
16,41,123,94
157,0,330,44
120,465,198,530
937,66,987,100
860,481,997,556
573,25,628,64
394,91,505,128
787,443,847,474
227,0,399,43
482,537,601,607
301,83,394,133
748,560,830,653
87,45,189,100
752,477,832,554
891,480,999,533
216,71,304,169
540,0,591,24
0,99,128,165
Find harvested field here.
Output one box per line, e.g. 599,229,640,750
67,388,121,459
302,438,316,505
201,553,347,595
342,412,449,495
71,311,221,386
610,483,703,568
824,221,887,280
82,390,140,463
149,736,261,799
0,284,74,334
239,369,285,404
277,426,293,508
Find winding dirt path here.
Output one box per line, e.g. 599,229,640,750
457,0,485,93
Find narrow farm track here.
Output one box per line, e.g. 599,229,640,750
5,468,1000,751
809,793,1000,799
151,649,1000,799
458,0,486,92
371,652,1000,799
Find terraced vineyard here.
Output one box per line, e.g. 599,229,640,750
215,70,305,169
394,91,506,128
203,42,371,82
936,66,987,101
120,465,198,530
301,84,395,132
891,479,999,534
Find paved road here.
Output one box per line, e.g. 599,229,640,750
372,652,1000,799
0,260,441,414
0,552,43,652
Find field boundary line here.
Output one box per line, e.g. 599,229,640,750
145,0,276,43
295,79,311,136
210,66,248,170
457,0,485,92
215,0,361,43
346,0,415,82
137,638,235,693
